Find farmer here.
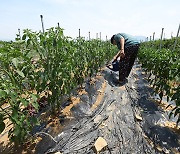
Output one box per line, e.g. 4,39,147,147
111,33,140,84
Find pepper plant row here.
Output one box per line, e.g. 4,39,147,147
138,38,180,123
0,27,116,145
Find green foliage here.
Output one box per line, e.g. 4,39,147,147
138,38,180,123
0,27,116,145
0,40,40,145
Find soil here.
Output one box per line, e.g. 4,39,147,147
0,61,179,154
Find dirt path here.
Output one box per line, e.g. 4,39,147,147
33,61,179,154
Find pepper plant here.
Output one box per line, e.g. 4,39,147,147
138,39,180,123
0,26,116,146
0,40,40,146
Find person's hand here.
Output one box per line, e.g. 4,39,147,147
113,56,118,63
120,49,125,58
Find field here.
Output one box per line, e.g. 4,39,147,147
0,27,180,153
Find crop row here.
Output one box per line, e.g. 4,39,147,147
138,38,180,123
0,27,116,145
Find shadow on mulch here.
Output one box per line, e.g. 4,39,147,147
102,69,119,87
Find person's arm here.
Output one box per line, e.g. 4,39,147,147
113,37,125,61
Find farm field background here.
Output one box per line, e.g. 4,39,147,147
0,22,180,153
0,24,180,153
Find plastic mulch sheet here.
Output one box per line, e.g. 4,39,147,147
35,61,180,154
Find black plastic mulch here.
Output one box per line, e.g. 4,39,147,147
35,61,180,154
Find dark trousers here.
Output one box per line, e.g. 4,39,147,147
119,45,139,81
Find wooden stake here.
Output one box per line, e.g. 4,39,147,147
96,33,98,39
173,23,180,51
79,29,80,38
18,28,21,39
159,28,164,50
153,32,155,41
40,15,45,34
89,32,90,40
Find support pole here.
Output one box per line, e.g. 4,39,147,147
79,29,81,38
18,28,21,39
89,32,90,40
173,23,180,51
40,15,45,34
153,32,155,41
96,33,98,39
159,28,164,50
